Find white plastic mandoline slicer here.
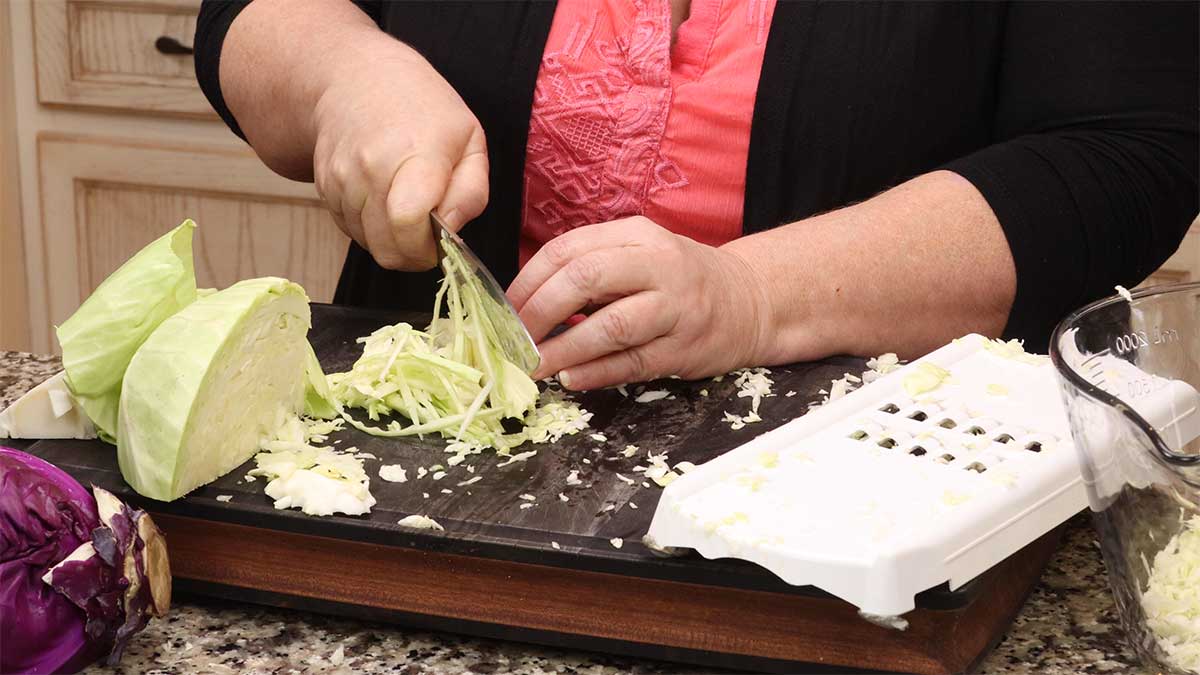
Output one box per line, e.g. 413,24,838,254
647,333,1200,618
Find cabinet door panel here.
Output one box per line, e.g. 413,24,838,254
78,182,345,300
35,133,349,353
34,0,211,116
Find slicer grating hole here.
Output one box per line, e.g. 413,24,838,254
994,433,1014,444
879,403,900,414
966,426,986,436
938,419,957,429
909,411,928,421
877,437,898,449
1026,441,1043,453
936,453,956,464
849,430,868,441
908,446,927,457
965,461,987,473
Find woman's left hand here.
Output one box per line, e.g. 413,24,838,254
507,217,770,390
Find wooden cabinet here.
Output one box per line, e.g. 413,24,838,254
5,0,348,353
33,0,212,117
1,1,29,351
33,134,348,351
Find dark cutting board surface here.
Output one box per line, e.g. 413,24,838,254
25,303,984,608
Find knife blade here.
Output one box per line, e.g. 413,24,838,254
430,211,541,376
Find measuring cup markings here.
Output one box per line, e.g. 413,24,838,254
1125,376,1171,401
1112,326,1180,355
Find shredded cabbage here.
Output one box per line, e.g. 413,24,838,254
858,611,909,632
810,354,907,410
249,415,374,516
397,515,444,531
981,338,1049,366
902,362,951,397
378,465,407,483
645,452,680,486
1143,515,1200,672
865,353,901,378
722,368,774,430
635,389,670,403
326,241,590,455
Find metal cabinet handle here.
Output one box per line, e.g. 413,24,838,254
154,36,193,56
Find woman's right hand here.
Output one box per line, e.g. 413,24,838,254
310,44,488,271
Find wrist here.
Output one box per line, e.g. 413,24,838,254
719,228,850,365
717,244,780,368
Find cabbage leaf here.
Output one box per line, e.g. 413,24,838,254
57,220,198,442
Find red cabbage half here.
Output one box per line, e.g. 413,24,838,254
0,447,171,674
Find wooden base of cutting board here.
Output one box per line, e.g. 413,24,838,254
156,513,1061,675
21,306,1065,675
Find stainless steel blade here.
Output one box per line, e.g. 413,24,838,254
431,211,541,375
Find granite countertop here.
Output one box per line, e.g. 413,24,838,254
1,351,1149,675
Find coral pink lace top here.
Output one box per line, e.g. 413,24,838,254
519,0,778,266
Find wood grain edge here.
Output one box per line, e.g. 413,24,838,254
37,98,220,121
37,129,260,161
175,579,871,675
152,513,1062,675
0,0,31,351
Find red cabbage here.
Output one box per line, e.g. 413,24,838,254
0,447,170,674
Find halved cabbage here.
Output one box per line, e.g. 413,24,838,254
117,277,313,501
57,220,198,441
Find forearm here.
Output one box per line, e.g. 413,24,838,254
220,0,416,180
725,170,1015,363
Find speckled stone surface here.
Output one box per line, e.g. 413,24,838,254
0,352,1152,674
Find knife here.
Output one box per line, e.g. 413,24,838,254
430,211,541,376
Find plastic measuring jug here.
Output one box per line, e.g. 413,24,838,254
1052,282,1200,674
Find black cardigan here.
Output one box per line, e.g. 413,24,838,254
195,1,1199,350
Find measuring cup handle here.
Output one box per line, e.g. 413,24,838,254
1155,442,1200,466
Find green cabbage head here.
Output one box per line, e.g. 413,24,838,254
117,277,313,501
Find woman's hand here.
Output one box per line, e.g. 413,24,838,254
310,44,488,271
220,1,488,271
507,217,771,390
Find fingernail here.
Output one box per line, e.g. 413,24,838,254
441,208,461,230
557,370,571,388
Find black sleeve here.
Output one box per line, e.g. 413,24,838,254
941,1,1198,347
194,0,384,142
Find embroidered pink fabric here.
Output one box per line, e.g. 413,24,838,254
519,0,778,266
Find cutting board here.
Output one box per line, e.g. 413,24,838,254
20,304,1064,674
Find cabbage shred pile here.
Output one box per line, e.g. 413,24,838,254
249,416,376,516
245,232,591,517
1143,514,1200,672
326,236,590,456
